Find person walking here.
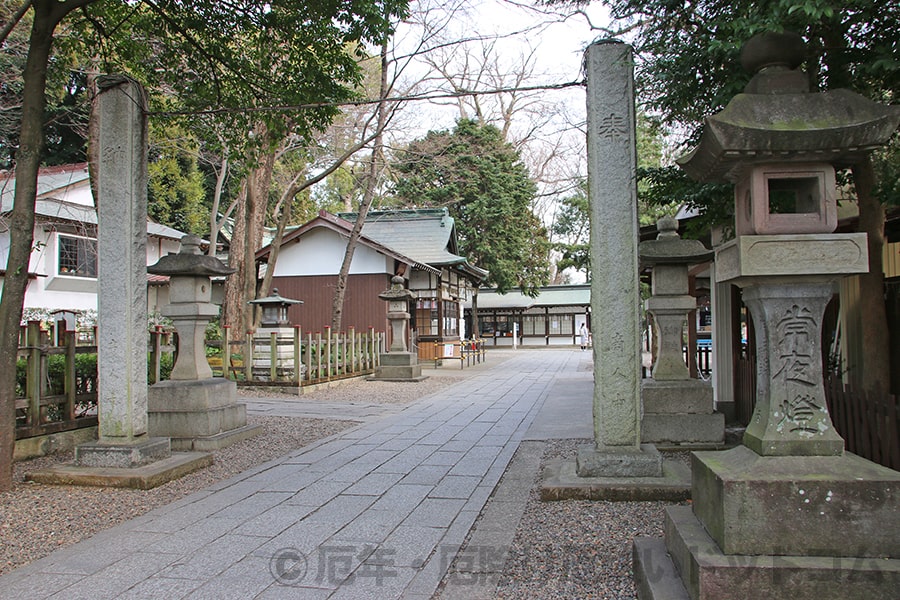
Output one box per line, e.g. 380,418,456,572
579,322,590,351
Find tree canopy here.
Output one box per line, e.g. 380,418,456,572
392,118,551,295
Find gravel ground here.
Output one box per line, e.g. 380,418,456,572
459,440,691,600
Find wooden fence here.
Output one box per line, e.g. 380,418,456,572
825,378,900,471
431,339,488,369
209,326,385,386
15,322,98,440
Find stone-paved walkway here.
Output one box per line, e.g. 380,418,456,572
0,349,587,599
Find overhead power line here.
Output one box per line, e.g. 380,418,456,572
148,80,586,118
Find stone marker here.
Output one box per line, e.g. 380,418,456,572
578,40,661,477
74,75,170,468
28,76,211,487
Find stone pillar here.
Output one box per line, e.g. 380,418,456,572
578,41,661,477
75,76,170,468
741,281,844,456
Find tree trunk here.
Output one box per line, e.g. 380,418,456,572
853,156,891,395
332,40,390,331
0,2,58,491
223,182,248,331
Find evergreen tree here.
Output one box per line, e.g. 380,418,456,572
393,119,551,295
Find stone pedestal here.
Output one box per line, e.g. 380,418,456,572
148,379,260,451
372,352,425,381
635,447,900,600
641,380,724,446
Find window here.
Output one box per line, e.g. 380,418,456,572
415,298,439,336
58,235,97,278
523,315,545,336
442,301,459,336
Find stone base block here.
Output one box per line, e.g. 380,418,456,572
25,452,213,490
633,506,900,600
641,379,714,414
542,458,690,502
75,436,170,468
379,352,418,366
371,363,426,381
169,423,263,452
148,378,258,450
149,403,248,439
641,413,725,445
576,444,663,478
148,378,237,412
692,446,900,557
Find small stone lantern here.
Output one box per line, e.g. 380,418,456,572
249,288,303,327
639,216,713,381
371,276,426,381
248,289,303,381
148,235,235,380
380,275,414,353
146,235,260,450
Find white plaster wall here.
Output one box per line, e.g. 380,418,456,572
2,226,179,314
272,228,391,276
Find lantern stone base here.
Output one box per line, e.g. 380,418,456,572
148,378,261,451
633,446,900,600
641,379,725,446
370,352,427,382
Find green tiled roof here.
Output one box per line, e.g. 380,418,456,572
472,285,591,309
338,209,487,280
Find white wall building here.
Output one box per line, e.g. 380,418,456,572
0,163,186,323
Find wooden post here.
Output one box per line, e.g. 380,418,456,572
294,326,302,384
223,325,232,380
245,330,253,381
315,332,323,380
305,332,312,384
26,321,42,426
325,326,333,380
64,329,77,420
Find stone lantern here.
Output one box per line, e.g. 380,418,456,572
248,289,303,380
146,235,260,450
634,32,900,599
639,217,723,446
371,275,426,381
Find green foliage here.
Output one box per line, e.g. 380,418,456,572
585,0,900,227
15,353,98,419
148,123,209,234
392,119,551,295
551,182,591,279
637,166,734,237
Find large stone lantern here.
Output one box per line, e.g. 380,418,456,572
634,32,900,599
146,235,260,450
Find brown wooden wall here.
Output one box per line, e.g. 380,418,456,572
268,274,391,334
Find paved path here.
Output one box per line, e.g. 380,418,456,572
0,349,589,599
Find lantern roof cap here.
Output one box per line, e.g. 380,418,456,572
639,217,713,264
148,234,236,277
678,32,900,183
248,288,303,306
